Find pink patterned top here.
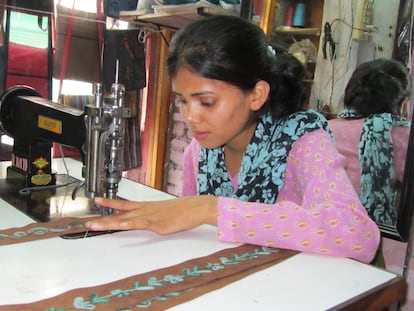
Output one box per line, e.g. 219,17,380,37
328,118,409,195
182,129,380,263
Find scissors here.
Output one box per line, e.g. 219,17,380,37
322,22,336,60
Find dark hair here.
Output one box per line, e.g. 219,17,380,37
344,58,410,116
166,15,306,118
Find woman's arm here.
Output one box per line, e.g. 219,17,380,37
86,131,380,263
216,130,380,263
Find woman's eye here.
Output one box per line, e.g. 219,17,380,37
175,97,187,106
174,95,215,107
201,100,215,107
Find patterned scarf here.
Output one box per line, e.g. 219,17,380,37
338,108,410,225
198,109,330,203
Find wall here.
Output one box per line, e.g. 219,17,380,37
163,102,192,196
310,0,400,114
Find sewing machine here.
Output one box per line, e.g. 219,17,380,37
0,78,130,227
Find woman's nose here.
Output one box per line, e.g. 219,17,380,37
180,102,202,123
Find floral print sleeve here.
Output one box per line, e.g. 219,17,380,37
182,138,200,196
182,130,380,263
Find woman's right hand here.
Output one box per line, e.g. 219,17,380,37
85,195,218,234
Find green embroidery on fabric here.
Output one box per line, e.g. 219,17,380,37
136,289,193,308
43,246,279,310
0,222,86,240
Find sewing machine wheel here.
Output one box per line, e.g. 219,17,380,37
0,85,42,136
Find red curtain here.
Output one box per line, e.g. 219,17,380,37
6,42,49,98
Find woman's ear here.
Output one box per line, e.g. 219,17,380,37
249,80,270,111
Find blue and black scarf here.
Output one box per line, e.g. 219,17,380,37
197,109,330,203
337,108,410,225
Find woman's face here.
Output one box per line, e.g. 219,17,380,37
172,68,258,150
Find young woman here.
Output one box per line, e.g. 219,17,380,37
86,16,380,263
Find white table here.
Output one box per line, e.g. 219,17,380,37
0,158,406,310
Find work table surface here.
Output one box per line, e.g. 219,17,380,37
0,159,406,310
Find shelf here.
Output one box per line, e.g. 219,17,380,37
274,27,321,36
120,6,238,30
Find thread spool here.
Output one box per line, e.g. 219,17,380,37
292,3,306,27
284,6,294,27
136,0,153,14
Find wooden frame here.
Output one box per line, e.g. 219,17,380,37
257,0,276,37
392,113,414,242
148,29,173,189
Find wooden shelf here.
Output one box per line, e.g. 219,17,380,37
274,27,321,36
120,6,238,30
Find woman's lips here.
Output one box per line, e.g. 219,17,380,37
191,130,209,140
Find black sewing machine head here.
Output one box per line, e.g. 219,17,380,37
0,85,86,188
0,79,128,237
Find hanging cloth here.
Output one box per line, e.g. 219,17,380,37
102,29,146,170
53,0,104,159
56,1,76,101
53,4,101,84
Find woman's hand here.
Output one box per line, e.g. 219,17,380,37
85,195,218,234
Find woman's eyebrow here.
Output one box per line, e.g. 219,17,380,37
172,90,215,97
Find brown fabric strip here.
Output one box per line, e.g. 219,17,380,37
0,216,101,245
0,244,297,310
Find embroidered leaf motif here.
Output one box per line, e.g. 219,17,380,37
89,293,110,304
255,246,274,255
182,265,212,277
220,256,238,265
2,231,28,239
136,300,152,308
50,222,85,232
165,291,182,297
134,281,154,290
164,274,184,284
110,288,131,298
136,289,194,308
241,252,259,260
206,262,224,271
27,227,49,235
73,297,96,310
147,276,165,287
233,254,246,262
